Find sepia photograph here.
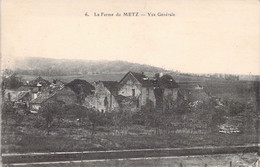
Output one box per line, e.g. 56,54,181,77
1,0,260,166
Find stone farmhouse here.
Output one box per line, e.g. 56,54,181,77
84,71,179,112
30,79,95,111
84,81,120,112
153,74,179,111
118,71,156,109
5,71,182,113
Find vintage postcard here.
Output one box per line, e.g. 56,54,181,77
1,0,259,166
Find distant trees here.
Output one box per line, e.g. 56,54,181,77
2,73,23,90
12,57,167,76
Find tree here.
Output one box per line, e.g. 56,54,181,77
228,100,246,116
40,102,63,135
111,111,132,135
141,100,163,135
2,102,15,133
3,73,23,89
154,73,160,80
88,111,101,136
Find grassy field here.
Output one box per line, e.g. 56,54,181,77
2,110,258,154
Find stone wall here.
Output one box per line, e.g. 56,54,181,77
164,88,178,101
84,82,119,112
118,73,142,98
140,87,156,107
162,88,179,112
118,81,142,98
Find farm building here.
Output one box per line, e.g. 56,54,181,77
118,71,156,109
84,81,120,112
153,74,179,111
50,86,77,105
30,93,56,111
48,79,94,106
28,76,51,87
66,79,95,104
4,90,31,103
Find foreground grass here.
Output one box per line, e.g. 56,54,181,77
7,153,258,167
2,112,258,154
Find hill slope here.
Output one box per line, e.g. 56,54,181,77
13,57,168,76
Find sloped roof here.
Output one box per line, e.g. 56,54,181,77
66,79,95,96
5,90,30,102
101,81,119,95
120,71,153,87
52,79,67,85
15,91,30,101
29,76,51,87
31,93,55,104
16,86,33,91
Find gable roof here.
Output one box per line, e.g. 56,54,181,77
66,79,95,96
120,71,153,87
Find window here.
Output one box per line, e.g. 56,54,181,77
132,89,135,97
104,97,108,106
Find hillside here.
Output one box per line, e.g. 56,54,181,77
13,57,168,76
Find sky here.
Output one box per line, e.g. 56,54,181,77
1,0,260,75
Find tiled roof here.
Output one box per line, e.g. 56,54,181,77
131,72,154,87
